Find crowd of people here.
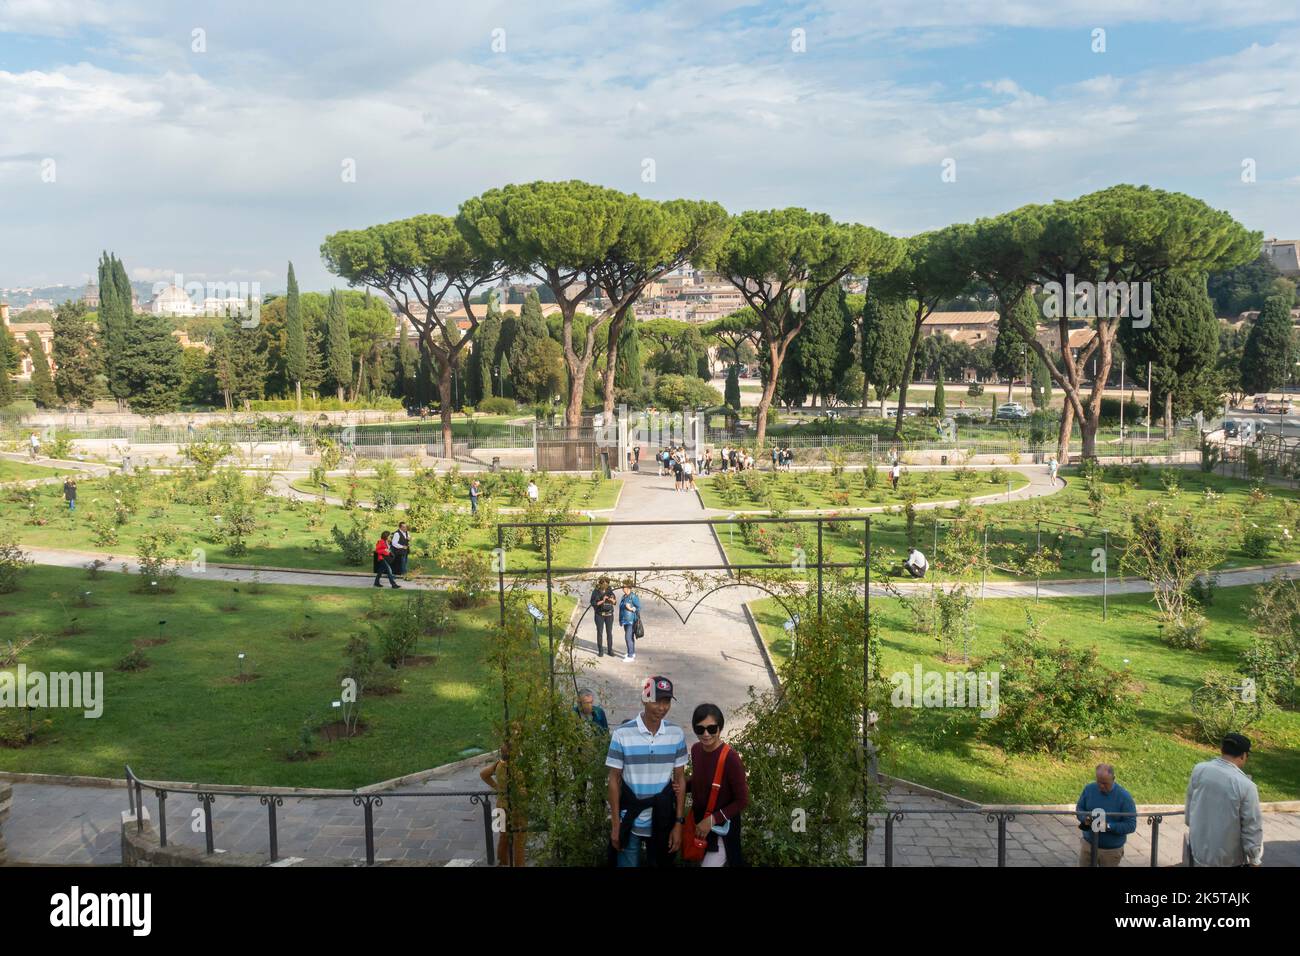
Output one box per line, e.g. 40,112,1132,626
654,444,766,485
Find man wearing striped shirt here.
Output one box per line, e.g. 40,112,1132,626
606,676,687,867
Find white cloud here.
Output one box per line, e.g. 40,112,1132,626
2,3,1300,287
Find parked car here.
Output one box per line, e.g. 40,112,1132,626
1224,419,1256,442
994,402,1030,421
1253,398,1292,415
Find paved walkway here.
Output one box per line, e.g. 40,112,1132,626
562,468,776,730
2,762,495,866
6,461,1300,866
870,783,1300,867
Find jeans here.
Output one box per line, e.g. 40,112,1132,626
374,559,397,587
470,495,478,514
595,615,613,654
617,833,647,867
391,551,408,575
623,622,636,657
67,500,75,511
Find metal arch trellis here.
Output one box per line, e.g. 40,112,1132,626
492,512,877,864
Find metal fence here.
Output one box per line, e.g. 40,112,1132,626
870,807,1186,867
699,428,1200,464
124,765,497,866
2,422,536,451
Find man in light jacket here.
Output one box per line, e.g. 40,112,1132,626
1185,733,1264,867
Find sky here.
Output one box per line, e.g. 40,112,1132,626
2,0,1298,293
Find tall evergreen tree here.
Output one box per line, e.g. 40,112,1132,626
498,351,513,399
786,285,855,406
1240,294,1294,395
97,252,131,408
861,295,913,413
724,362,741,412
118,309,184,414
470,305,502,404
214,310,268,409
1030,354,1052,409
992,294,1035,401
285,261,306,407
0,325,16,407
52,299,100,408
615,320,642,392
933,365,946,418
1117,271,1219,436
324,289,352,401
26,331,57,407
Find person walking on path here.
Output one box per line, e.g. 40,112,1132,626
63,478,77,512
890,461,902,490
373,531,401,588
682,456,695,492
1048,456,1059,486
527,478,539,504
1185,733,1264,867
606,676,687,867
29,431,41,459
771,446,780,471
1074,763,1137,866
704,448,712,475
575,688,609,733
390,521,411,576
684,703,749,867
619,581,642,662
590,575,617,657
469,479,481,515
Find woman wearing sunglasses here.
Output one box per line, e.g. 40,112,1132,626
686,703,749,867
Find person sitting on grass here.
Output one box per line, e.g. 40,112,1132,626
902,547,928,579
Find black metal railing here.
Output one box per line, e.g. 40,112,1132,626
869,807,1185,867
125,766,497,866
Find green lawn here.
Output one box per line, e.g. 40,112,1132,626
717,466,1300,581
750,587,1300,803
697,467,1029,512
0,459,77,481
0,564,569,787
0,471,607,576
288,474,622,511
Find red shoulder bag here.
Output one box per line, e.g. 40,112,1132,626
682,744,730,863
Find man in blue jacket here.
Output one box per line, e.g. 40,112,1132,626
1075,763,1137,866
618,581,641,662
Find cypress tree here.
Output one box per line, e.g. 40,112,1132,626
325,289,352,401
934,365,946,417
285,262,306,406
615,320,642,391
0,325,15,406
53,299,100,408
1030,354,1052,409
725,363,741,411
119,310,184,414
26,331,57,407
97,252,129,407
1241,294,1294,395
498,351,513,399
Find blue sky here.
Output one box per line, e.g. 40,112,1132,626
2,0,1298,292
